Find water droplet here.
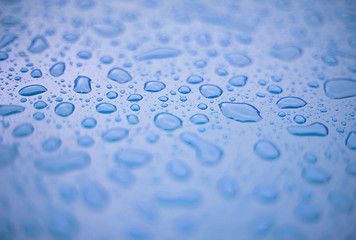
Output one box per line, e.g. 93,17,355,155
42,137,61,152
346,131,356,150
108,165,136,187
30,69,42,78
324,79,356,99
303,152,317,163
81,117,97,128
55,102,75,117
197,103,208,110
216,176,238,199
127,94,143,102
270,46,302,61
186,75,203,84
293,115,306,124
92,22,124,37
294,204,320,222
219,102,262,122
81,182,109,211
0,51,8,60
127,114,139,125
34,151,90,174
77,50,92,59
225,53,251,67
166,160,191,180
135,48,181,61
254,184,279,203
254,140,280,160
180,132,223,165
96,103,117,114
73,76,92,94
321,55,338,66
328,191,353,213
178,85,191,94
302,166,331,184
189,114,209,124
144,81,166,92
229,75,248,87
49,62,65,77
114,149,152,168
0,144,18,168
28,35,49,53
12,123,34,137
199,84,222,98
287,122,328,136
154,112,182,131
0,33,17,49
77,136,94,147
155,190,202,207
107,68,132,84
100,56,113,64
19,84,47,96
346,163,356,176
102,127,128,142
248,217,274,237
267,85,283,94
0,104,25,116
47,211,78,239
34,101,48,109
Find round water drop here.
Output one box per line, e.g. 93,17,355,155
254,140,280,160
294,115,306,124
12,123,34,137
267,85,283,94
321,55,338,66
178,85,191,94
63,33,79,43
197,103,207,110
33,112,45,120
216,176,238,199
193,59,207,68
34,100,47,109
107,68,132,84
127,115,139,125
328,191,353,213
100,56,113,64
346,131,356,150
277,97,307,109
166,160,191,180
81,182,109,211
346,163,356,176
47,212,78,239
303,152,317,163
189,114,209,124
219,102,262,122
102,128,128,142
19,84,47,96
42,137,61,152
96,103,116,114
127,94,143,102
225,53,251,67
30,69,42,78
108,166,136,187
55,102,75,117
229,75,248,87
92,22,124,38
77,50,92,59
302,166,331,184
270,46,302,61
254,184,279,203
77,136,94,147
49,62,65,77
81,117,97,128
154,113,182,131
130,104,140,111
73,76,92,94
324,79,356,99
144,81,166,92
28,36,49,53
199,84,222,98
186,75,203,84
106,91,118,99
294,204,320,222
114,149,152,168
0,144,18,168
0,51,8,61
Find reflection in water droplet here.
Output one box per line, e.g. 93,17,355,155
189,114,209,124
154,113,182,131
107,68,132,84
42,137,61,152
219,102,262,122
55,102,75,117
225,53,251,67
108,165,136,187
96,103,117,114
47,211,78,239
277,97,307,109
180,132,223,165
81,117,97,128
19,84,47,96
199,84,222,98
229,75,248,87
144,81,166,92
324,79,356,99
49,62,65,77
73,76,92,94
186,75,203,84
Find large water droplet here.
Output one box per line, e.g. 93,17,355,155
49,62,65,77
81,182,109,211
254,140,280,160
102,128,128,142
186,75,203,84
81,117,97,128
219,102,262,122
144,81,166,92
180,132,223,165
324,79,356,99
277,97,307,109
28,35,49,53
107,68,132,84
96,103,117,114
12,123,34,137
114,149,152,168
270,46,302,61
229,75,248,87
166,160,191,181
287,122,328,136
34,151,90,174
0,104,25,116
346,131,356,150
135,48,181,61
55,102,75,117
42,137,61,152
189,114,209,124
225,53,251,67
294,204,320,222
199,84,223,98
18,84,47,96
73,76,92,94
154,113,182,131
302,166,331,184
